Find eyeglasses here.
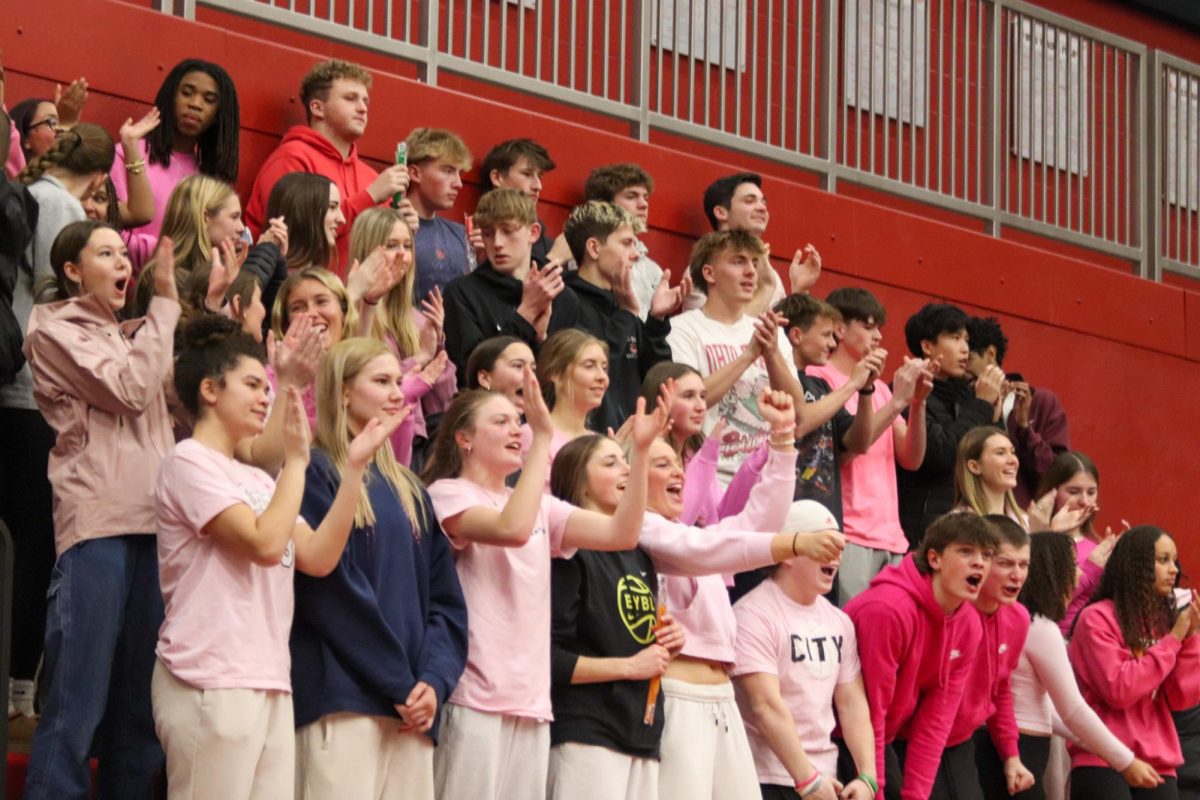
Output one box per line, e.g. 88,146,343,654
28,117,60,133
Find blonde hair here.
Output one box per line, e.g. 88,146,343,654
563,200,639,265
405,127,473,170
537,328,607,411
271,267,358,342
133,174,236,316
316,338,426,531
955,426,1025,523
350,208,419,357
474,188,537,229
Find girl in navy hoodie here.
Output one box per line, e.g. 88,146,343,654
291,337,468,800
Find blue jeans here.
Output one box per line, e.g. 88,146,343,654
22,535,165,800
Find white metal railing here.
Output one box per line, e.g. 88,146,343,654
163,0,1190,280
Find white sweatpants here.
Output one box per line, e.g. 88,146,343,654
151,661,294,800
657,678,759,800
295,712,434,800
547,741,659,800
434,702,550,800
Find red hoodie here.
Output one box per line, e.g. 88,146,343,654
244,125,380,276
845,555,983,800
946,601,1030,758
1068,599,1200,776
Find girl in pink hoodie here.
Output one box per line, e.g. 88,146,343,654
1068,526,1200,800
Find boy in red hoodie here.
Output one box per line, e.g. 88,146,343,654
945,515,1035,800
245,59,409,272
845,512,998,800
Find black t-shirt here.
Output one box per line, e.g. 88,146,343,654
550,547,664,758
794,373,853,525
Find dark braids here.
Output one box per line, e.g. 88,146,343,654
17,124,115,187
1086,525,1177,654
146,59,240,184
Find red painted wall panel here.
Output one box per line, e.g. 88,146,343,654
4,0,1200,575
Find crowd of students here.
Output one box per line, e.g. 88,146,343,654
1,53,1197,800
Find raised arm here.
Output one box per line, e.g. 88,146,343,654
561,397,659,551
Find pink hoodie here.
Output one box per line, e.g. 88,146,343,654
642,446,797,665
845,556,983,800
680,438,768,528
244,125,381,275
1068,599,1200,775
947,601,1030,758
1060,539,1101,636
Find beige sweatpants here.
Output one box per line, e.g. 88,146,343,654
656,678,760,800
295,712,435,800
547,741,659,800
433,702,551,800
151,660,294,800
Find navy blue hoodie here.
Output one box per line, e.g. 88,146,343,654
291,451,468,740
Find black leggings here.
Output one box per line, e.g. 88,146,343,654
974,729,1052,800
1071,768,1178,800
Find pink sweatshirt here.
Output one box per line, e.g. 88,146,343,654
947,602,1030,758
680,438,768,528
111,140,199,239
642,447,797,665
1061,548,1102,637
845,557,983,800
1011,615,1135,770
1068,600,1200,776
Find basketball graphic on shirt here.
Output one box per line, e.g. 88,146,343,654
617,575,658,645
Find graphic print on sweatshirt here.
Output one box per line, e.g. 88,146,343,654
618,573,659,645
788,626,846,681
703,342,770,464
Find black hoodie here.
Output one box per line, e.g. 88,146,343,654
442,259,579,387
561,272,672,433
896,377,995,546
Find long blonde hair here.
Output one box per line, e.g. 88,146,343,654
955,426,1024,523
350,208,419,357
316,338,426,531
537,328,606,411
134,175,236,316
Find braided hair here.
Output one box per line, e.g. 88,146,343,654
17,123,114,187
1088,525,1177,655
146,59,240,184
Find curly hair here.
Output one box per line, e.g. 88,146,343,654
1088,525,1177,654
1019,532,1078,623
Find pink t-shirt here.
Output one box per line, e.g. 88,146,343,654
154,438,300,692
111,140,200,239
427,477,577,720
808,365,908,554
733,579,861,782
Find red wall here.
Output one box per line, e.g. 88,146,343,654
4,0,1200,574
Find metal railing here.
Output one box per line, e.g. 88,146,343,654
162,0,1192,280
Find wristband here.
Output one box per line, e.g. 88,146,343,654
124,158,146,175
858,773,879,797
362,297,379,306
798,774,823,797
858,384,876,395
791,532,800,557
770,423,796,438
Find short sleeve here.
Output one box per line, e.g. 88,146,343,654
732,595,782,677
427,479,479,548
836,609,861,684
542,494,578,559
159,447,258,537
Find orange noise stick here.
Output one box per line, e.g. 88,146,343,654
643,603,666,725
